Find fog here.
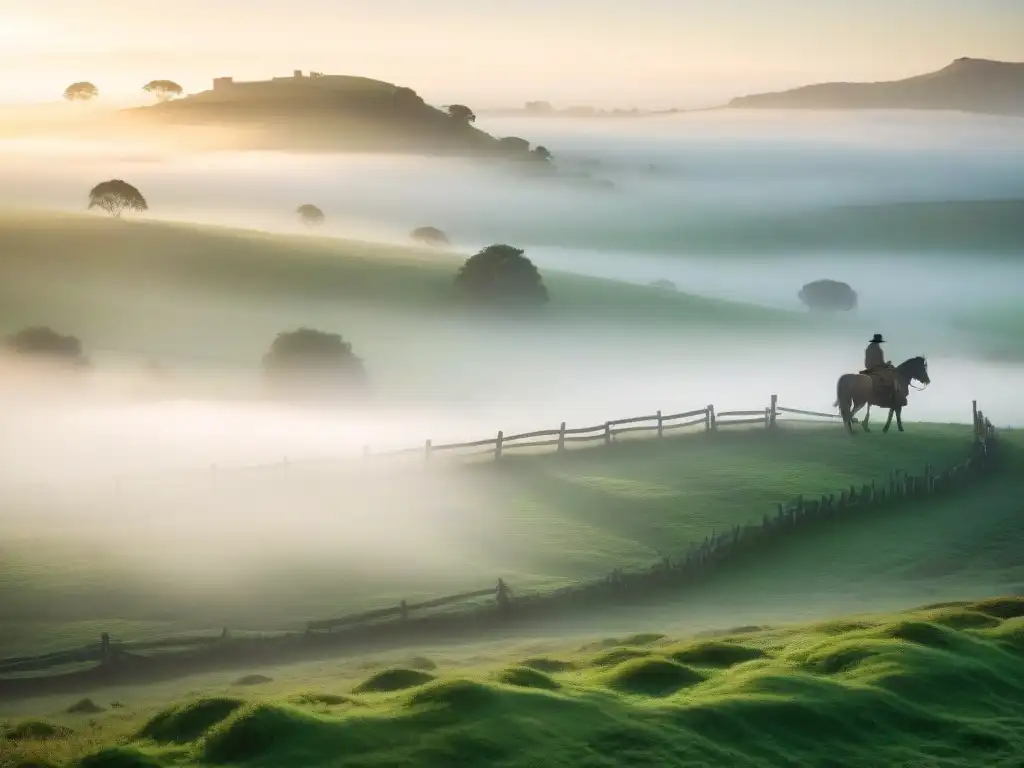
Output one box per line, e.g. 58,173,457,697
1,108,1023,635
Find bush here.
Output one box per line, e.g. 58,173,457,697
262,328,367,397
798,279,858,312
649,279,676,291
5,326,89,367
453,244,549,308
410,226,449,247
296,204,325,227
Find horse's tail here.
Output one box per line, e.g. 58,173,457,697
835,375,852,424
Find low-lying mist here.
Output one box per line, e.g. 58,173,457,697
2,106,1023,636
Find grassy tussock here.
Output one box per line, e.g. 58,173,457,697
4,597,1024,767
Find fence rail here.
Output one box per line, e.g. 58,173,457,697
0,399,999,699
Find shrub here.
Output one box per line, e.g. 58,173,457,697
453,244,549,308
5,326,88,367
262,328,367,397
410,226,449,247
798,279,858,312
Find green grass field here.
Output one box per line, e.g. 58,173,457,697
0,424,979,658
0,211,799,350
3,596,1024,767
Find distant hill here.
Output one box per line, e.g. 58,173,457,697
115,71,523,155
728,58,1024,115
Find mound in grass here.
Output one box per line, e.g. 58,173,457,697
519,657,575,673
287,692,356,707
137,697,245,744
43,597,1024,767
352,667,436,694
231,674,273,686
603,658,706,697
404,655,438,671
668,640,766,667
200,704,323,764
590,647,653,667
3,720,73,741
66,698,105,714
495,666,561,690
407,679,499,712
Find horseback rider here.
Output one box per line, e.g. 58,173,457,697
862,333,905,406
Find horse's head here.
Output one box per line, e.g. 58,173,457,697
899,356,930,385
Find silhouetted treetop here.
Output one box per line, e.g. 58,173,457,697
532,145,553,161
410,226,449,247
454,244,549,307
798,279,858,312
88,180,148,218
262,328,367,396
446,104,476,124
63,82,98,101
143,80,184,102
5,326,88,368
296,204,325,227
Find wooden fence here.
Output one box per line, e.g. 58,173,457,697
367,394,816,464
0,402,999,698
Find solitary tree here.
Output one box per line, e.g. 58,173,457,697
532,145,553,162
650,278,677,291
454,244,549,307
410,226,449,247
63,82,98,102
262,328,367,396
87,180,148,218
142,80,184,102
296,204,325,228
446,104,476,124
5,326,88,368
798,279,858,312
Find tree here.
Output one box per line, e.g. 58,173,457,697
88,180,148,218
410,226,449,247
142,80,184,102
63,82,98,102
650,279,676,291
532,145,553,162
446,104,476,124
262,328,367,396
5,326,88,368
525,101,554,114
296,204,325,228
798,279,858,312
454,244,549,307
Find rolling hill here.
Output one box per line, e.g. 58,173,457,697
728,57,1024,115
114,72,535,155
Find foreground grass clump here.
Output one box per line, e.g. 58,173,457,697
4,597,1024,767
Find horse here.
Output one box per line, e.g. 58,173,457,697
833,356,930,434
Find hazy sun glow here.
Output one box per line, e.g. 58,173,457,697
0,15,50,53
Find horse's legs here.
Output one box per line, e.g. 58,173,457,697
862,403,871,432
896,408,904,432
883,408,895,433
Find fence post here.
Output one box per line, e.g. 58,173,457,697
494,431,504,461
706,405,717,432
764,407,771,429
424,439,432,462
769,394,778,429
657,410,663,438
972,400,979,440
604,422,612,446
558,421,566,452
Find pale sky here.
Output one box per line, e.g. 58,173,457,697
1,0,1022,108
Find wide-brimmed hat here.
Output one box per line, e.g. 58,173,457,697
869,333,886,344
